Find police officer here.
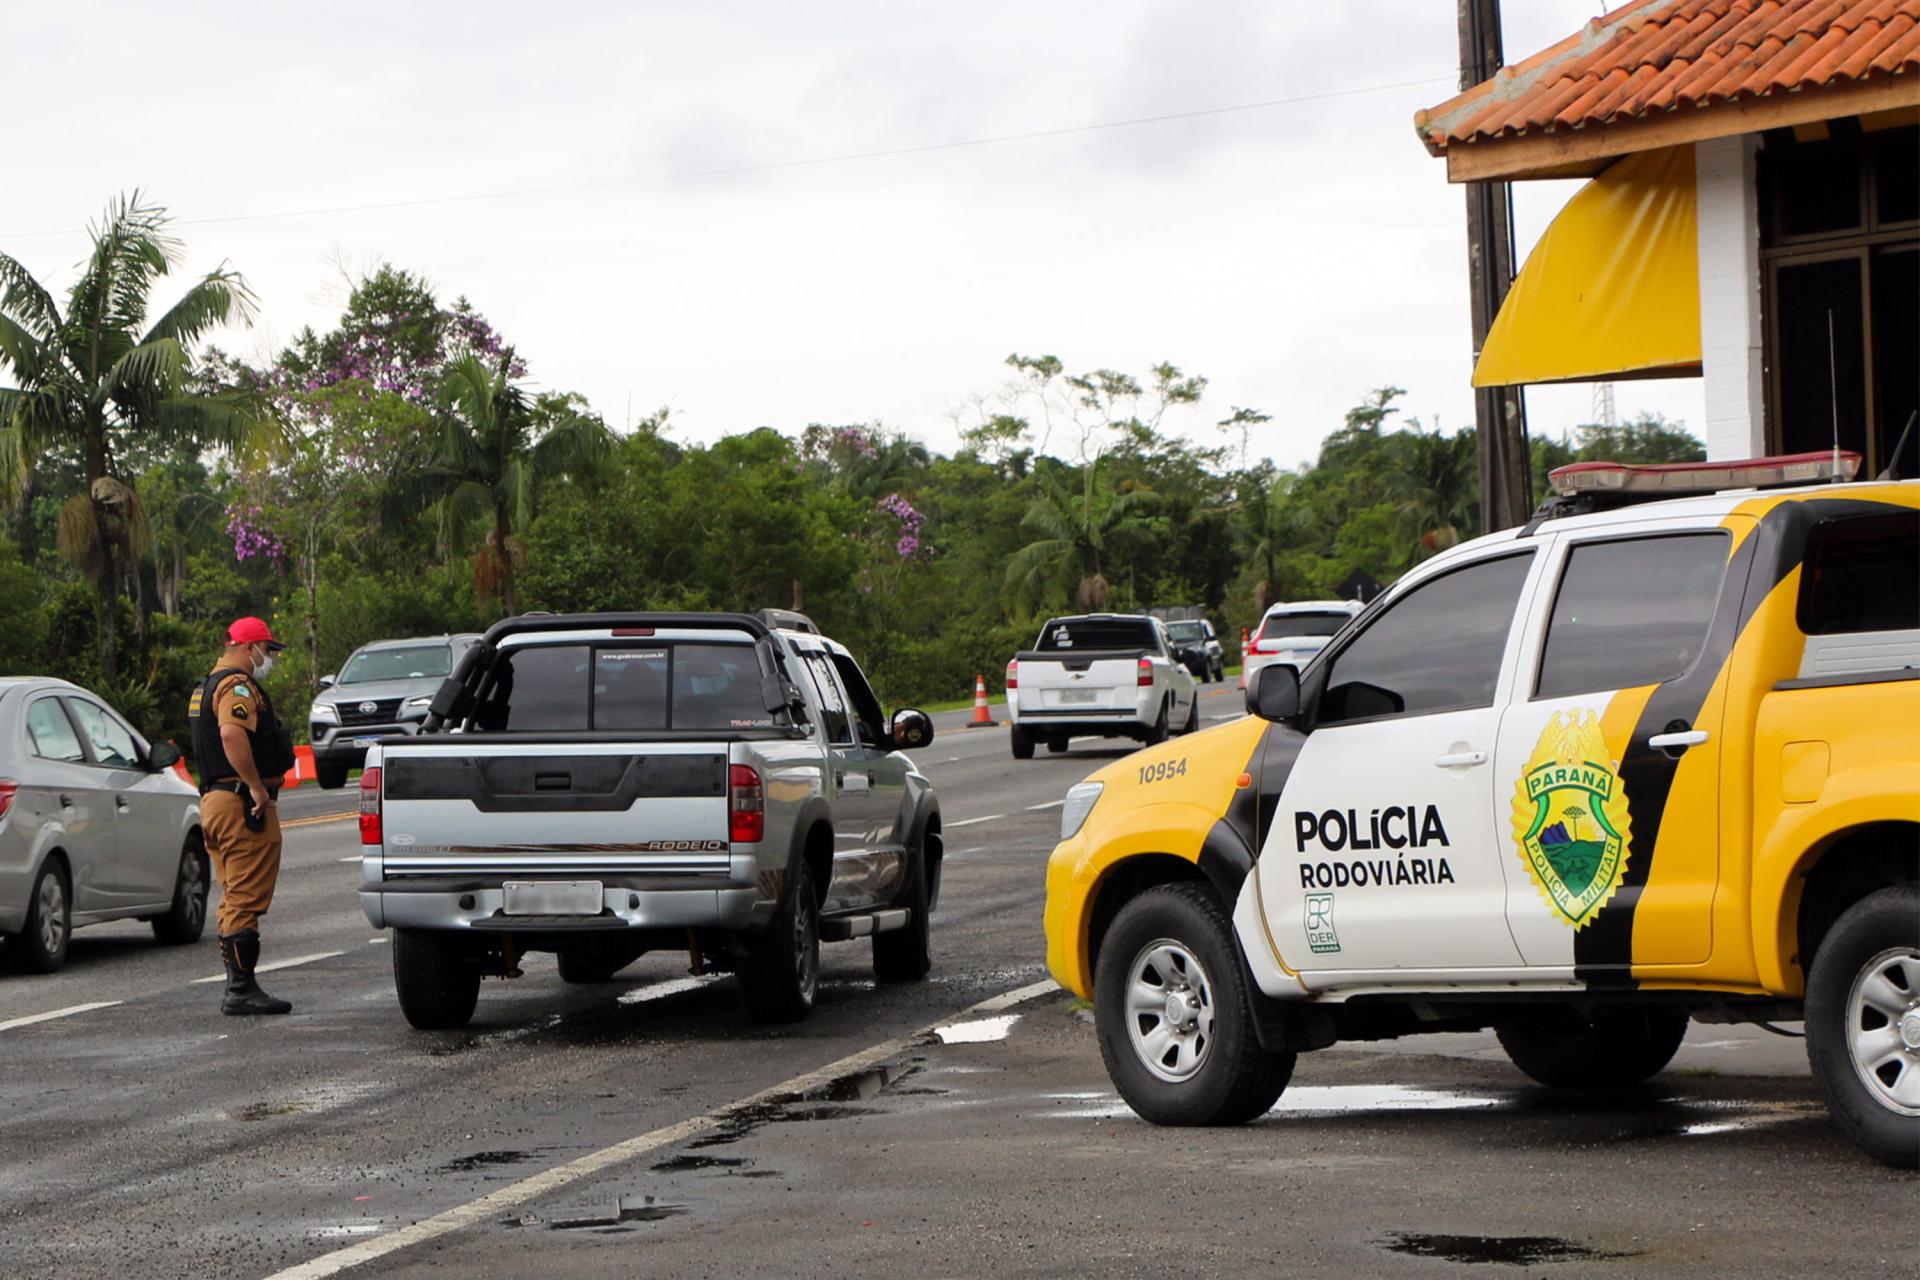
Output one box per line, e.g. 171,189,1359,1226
189,617,297,1015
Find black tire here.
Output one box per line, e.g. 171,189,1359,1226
742,861,820,1022
557,950,624,984
1211,661,1225,684
1142,699,1170,746
1094,883,1294,1125
9,859,71,974
392,929,481,1030
874,841,934,983
1181,696,1201,735
1496,1005,1689,1090
1047,735,1069,754
1010,725,1035,760
1804,884,1919,1169
150,836,209,945
315,760,350,790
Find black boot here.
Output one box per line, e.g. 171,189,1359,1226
219,930,292,1016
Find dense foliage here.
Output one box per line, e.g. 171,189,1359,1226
1,199,1706,751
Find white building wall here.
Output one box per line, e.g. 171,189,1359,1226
1695,135,1767,460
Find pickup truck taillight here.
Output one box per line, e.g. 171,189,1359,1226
0,779,17,821
1137,657,1153,687
1005,659,1018,690
729,764,765,843
358,766,383,845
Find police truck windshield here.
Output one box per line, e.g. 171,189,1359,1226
340,644,452,684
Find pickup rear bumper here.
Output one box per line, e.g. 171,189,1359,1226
360,882,764,932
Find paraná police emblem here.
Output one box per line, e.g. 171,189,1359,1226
1511,710,1632,928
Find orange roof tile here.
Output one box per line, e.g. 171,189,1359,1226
1416,0,1920,155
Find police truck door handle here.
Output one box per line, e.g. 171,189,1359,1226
1432,750,1487,768
1649,727,1709,753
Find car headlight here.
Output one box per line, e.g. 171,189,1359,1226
405,696,433,710
1060,781,1104,840
310,702,339,724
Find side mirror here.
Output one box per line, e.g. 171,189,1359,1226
319,673,336,689
148,741,183,772
889,708,934,750
1247,663,1302,724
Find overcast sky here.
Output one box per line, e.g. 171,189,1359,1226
6,1,1703,469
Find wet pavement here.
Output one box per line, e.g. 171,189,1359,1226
0,686,1908,1277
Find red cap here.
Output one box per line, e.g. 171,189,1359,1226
228,617,286,650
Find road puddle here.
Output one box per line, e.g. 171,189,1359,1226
650,1154,746,1173
437,1148,544,1174
931,1013,1020,1044
1381,1232,1639,1266
681,1060,919,1149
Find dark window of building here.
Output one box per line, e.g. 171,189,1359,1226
1316,553,1532,726
1798,514,1920,636
1762,125,1920,478
1535,534,1729,699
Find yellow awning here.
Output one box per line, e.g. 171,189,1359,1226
1473,145,1701,389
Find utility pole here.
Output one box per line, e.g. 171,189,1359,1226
1459,0,1532,531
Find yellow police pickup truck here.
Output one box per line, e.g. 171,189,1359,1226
1043,454,1919,1167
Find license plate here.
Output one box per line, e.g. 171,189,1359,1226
503,881,604,916
1058,689,1097,705
353,736,381,747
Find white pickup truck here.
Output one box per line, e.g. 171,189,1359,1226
1005,614,1200,759
356,612,941,1030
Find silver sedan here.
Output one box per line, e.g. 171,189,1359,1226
0,678,206,973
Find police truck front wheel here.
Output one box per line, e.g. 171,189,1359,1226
1094,884,1294,1125
1495,1005,1688,1090
392,929,481,1030
1804,884,1919,1169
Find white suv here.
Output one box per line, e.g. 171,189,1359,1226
1242,601,1361,685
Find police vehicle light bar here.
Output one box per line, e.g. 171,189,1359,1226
1548,450,1861,499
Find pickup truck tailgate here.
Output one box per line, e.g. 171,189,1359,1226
1014,650,1142,713
376,742,731,877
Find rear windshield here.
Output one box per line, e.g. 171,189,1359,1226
1165,621,1207,643
340,644,452,684
1798,514,1920,636
1259,611,1351,640
1037,619,1157,651
470,642,773,732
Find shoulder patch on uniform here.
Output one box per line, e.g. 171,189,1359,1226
232,684,251,698
230,703,250,721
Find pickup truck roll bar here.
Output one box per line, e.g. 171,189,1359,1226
422,612,796,733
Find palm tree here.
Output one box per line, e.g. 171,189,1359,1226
1389,427,1479,561
1004,454,1159,613
0,194,257,681
424,354,613,616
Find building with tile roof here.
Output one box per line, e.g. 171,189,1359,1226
1418,0,1918,474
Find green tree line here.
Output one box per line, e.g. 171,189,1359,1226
1,196,1704,752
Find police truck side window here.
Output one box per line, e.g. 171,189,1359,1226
1317,553,1533,726
1535,533,1729,699
1797,514,1920,636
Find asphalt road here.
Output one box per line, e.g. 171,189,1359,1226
0,684,1904,1278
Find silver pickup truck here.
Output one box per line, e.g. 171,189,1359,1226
357,612,941,1029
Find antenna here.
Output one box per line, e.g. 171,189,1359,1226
1828,309,1841,482
1590,381,1617,429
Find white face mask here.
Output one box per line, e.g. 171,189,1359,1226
253,648,275,679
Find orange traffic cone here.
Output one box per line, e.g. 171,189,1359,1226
282,744,316,790
968,674,995,727
167,740,193,787
1238,628,1251,690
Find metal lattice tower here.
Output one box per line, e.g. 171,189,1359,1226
1591,381,1618,428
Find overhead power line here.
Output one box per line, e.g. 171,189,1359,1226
3,75,1452,240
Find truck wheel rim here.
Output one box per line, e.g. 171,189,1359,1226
1124,938,1214,1083
38,875,65,954
1845,947,1920,1117
795,891,818,998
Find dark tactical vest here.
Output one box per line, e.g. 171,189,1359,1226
188,667,295,793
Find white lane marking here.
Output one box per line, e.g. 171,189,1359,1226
0,1001,123,1033
615,975,712,1005
337,855,360,863
368,938,388,946
190,950,346,984
1026,799,1064,811
263,977,1060,1280
933,1013,1021,1043
944,814,1005,829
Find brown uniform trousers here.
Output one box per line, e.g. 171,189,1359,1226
202,790,282,935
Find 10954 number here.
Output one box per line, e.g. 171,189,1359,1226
1138,758,1188,785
